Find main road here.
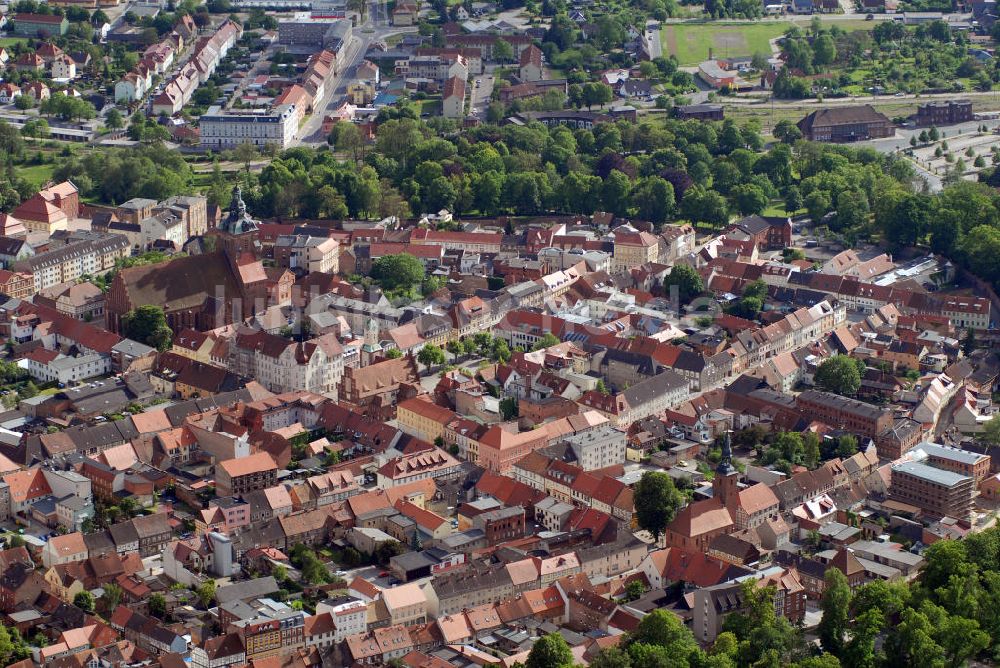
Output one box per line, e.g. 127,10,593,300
295,9,416,145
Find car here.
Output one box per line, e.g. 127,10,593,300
866,13,874,19
895,92,905,97
379,571,389,577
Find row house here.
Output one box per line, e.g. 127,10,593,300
14,232,129,292
732,300,845,370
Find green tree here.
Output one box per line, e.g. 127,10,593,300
102,582,122,610
149,593,167,619
814,355,865,396
526,633,575,668
532,332,562,351
732,183,768,216
374,540,406,565
500,396,519,421
231,141,259,174
632,176,675,225
812,33,837,67
371,253,425,291
121,304,172,351
634,471,683,541
74,590,95,613
962,327,977,356
819,569,851,655
105,108,123,130
663,264,703,305
588,646,632,668
417,343,446,370
493,38,514,63
836,435,858,459
843,608,884,668
981,414,1000,445
681,186,730,228
196,579,216,607
385,348,403,359
581,82,614,109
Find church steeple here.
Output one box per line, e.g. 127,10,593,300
713,430,738,508
717,430,736,477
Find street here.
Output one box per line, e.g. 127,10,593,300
295,21,416,145
470,74,494,119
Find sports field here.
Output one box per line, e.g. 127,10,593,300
660,20,876,66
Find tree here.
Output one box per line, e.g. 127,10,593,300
663,264,703,305
632,176,674,225
581,82,613,110
938,613,989,668
812,34,837,67
374,540,406,565
819,569,851,655
14,95,35,110
105,108,123,130
493,38,514,63
417,343,446,370
588,646,632,668
681,186,729,228
814,355,865,396
526,633,574,668
371,253,425,291
121,304,172,351
634,471,683,541
732,183,768,216
149,593,167,619
836,434,858,459
385,348,403,359
196,579,216,607
74,591,95,613
982,415,1000,445
773,119,803,144
102,582,122,611
532,332,562,351
623,579,646,601
0,624,30,666
231,141,259,174
962,327,977,356
500,396,518,421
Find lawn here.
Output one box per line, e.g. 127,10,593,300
662,21,795,65
0,37,27,47
660,19,876,66
16,163,56,189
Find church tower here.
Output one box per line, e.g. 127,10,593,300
361,317,382,366
713,430,739,508
216,184,261,265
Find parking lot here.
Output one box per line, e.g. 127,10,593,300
910,130,1000,181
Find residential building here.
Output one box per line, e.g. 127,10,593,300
916,100,973,126
442,76,466,119
199,104,298,150
797,105,894,142
216,452,278,497
890,461,974,522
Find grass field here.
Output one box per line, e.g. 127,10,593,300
661,19,877,66
0,37,27,47
16,163,57,188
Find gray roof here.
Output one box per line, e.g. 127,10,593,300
914,441,987,466
623,369,687,408
891,461,971,487
216,576,280,605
